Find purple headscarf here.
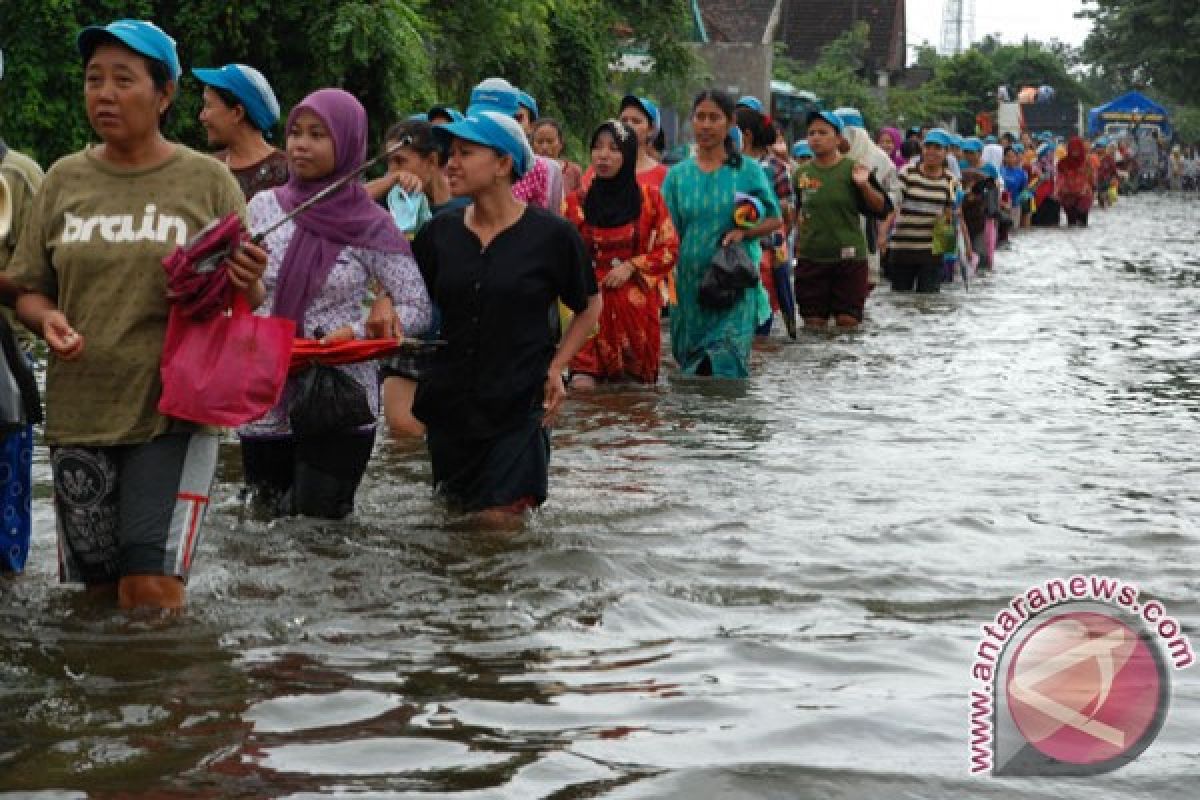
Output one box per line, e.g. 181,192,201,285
879,126,906,168
271,88,410,326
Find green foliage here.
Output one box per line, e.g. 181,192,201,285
0,0,699,167
1080,0,1200,106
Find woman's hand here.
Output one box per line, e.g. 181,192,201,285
366,293,403,339
317,326,356,346
42,311,84,360
227,241,268,291
602,260,636,289
390,170,423,195
721,229,746,247
543,368,568,428
852,162,871,187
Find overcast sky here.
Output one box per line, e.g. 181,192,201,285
906,0,1094,58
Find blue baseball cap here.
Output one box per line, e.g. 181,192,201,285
951,135,966,149
736,95,765,114
985,134,998,144
1013,143,1026,154
834,107,865,129
923,128,954,147
516,90,539,119
1037,142,1054,158
434,110,534,178
791,140,814,159
192,64,280,132
962,136,984,153
78,19,180,81
427,105,465,124
806,109,844,134
620,95,661,132
468,78,521,117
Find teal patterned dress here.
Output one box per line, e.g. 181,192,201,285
662,156,780,378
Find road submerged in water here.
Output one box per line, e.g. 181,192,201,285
1,192,1197,798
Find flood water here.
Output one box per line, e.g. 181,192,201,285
2,194,1198,798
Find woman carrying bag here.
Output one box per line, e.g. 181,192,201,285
660,89,781,378
237,89,432,521
9,20,266,610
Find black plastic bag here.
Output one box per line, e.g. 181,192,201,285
1,314,41,437
287,364,374,436
698,242,758,310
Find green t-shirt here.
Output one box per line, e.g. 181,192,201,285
7,145,245,446
794,157,868,263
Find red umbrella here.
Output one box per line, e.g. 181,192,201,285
288,337,442,375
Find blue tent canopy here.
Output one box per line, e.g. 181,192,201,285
1088,91,1172,138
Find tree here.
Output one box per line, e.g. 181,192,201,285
1080,0,1200,105
0,0,699,166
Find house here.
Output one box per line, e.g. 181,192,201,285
778,0,907,88
692,0,785,105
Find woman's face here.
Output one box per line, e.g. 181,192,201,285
1004,149,1021,167
532,124,563,159
286,109,337,181
387,142,438,188
198,86,240,149
877,131,895,151
1021,132,1034,147
619,107,652,148
965,151,982,167
691,99,729,150
806,118,839,156
514,107,535,136
84,43,172,146
590,130,623,179
922,142,947,168
445,137,511,196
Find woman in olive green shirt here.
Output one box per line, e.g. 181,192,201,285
10,20,266,611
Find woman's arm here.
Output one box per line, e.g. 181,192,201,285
628,192,680,279
722,217,782,247
853,163,887,214
371,250,433,338
543,292,602,426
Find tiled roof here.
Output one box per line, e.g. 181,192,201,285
698,0,781,44
779,0,907,73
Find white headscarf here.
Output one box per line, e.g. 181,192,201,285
982,143,1005,172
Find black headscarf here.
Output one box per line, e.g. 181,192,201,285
582,119,642,229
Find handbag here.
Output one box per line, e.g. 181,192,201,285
158,293,295,427
287,362,374,436
699,241,759,310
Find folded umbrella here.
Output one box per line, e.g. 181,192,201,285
289,337,444,376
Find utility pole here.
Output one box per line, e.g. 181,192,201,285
940,0,976,55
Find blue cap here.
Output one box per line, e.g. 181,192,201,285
434,110,533,178
427,105,465,124
923,128,954,147
962,137,984,153
1037,142,1054,158
985,134,998,144
952,135,966,149
78,19,180,81
516,90,539,119
729,126,743,151
807,109,844,134
468,78,521,117
1013,143,1026,154
980,164,1000,179
620,95,661,132
736,95,765,114
833,107,865,129
791,140,814,159
192,64,280,132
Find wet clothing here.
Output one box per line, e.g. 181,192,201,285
794,258,869,322
886,250,943,293
426,409,549,512
52,431,218,584
412,205,596,509
0,424,33,574
7,145,245,446
794,157,873,320
216,148,289,202
565,183,679,383
891,163,958,256
1056,137,1094,220
661,156,780,378
240,429,375,520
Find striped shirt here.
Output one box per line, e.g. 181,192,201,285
891,163,958,252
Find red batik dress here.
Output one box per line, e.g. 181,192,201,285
564,184,679,383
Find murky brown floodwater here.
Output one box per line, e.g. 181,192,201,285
2,193,1198,798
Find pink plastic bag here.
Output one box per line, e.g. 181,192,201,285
158,294,295,427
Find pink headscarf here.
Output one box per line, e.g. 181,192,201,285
271,89,410,326
879,126,906,168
